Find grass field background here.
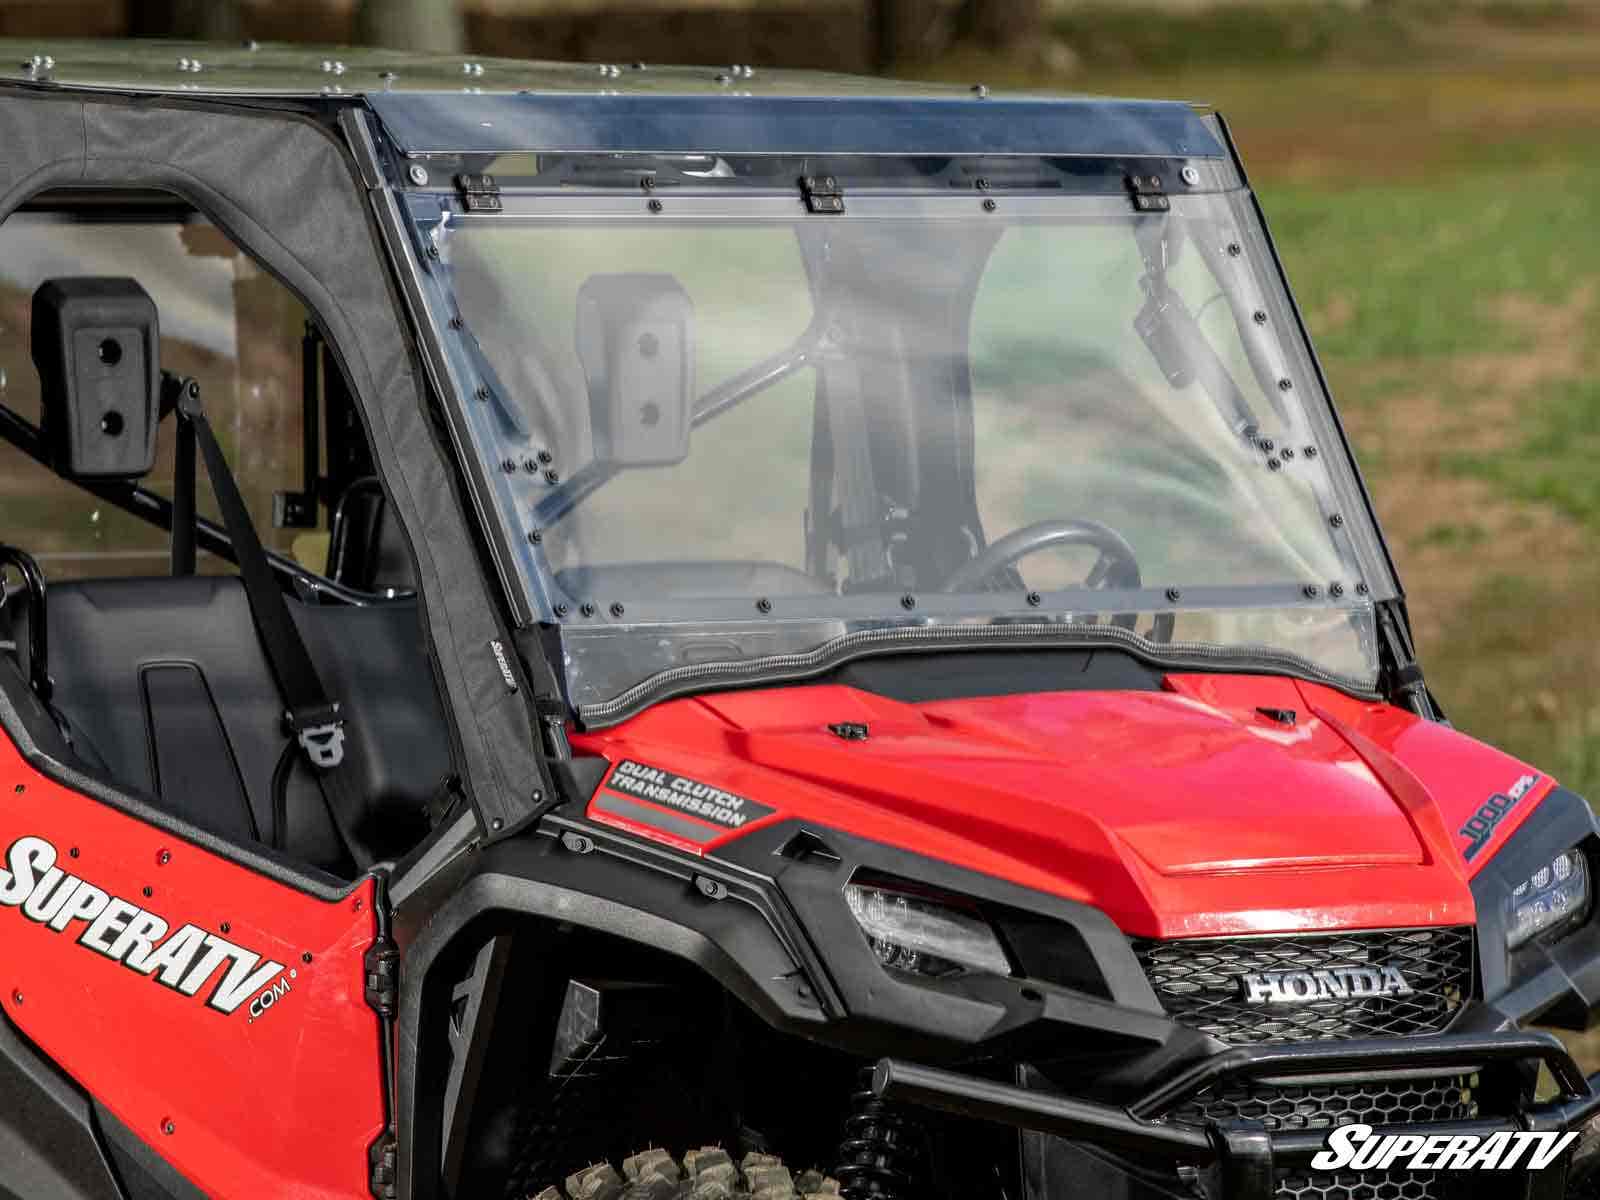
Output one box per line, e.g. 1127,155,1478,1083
917,1,1600,801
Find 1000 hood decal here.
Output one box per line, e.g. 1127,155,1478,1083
0,835,288,1017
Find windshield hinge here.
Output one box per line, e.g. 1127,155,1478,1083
800,174,845,215
1126,172,1171,214
455,171,502,213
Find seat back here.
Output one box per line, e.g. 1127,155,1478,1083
41,577,444,871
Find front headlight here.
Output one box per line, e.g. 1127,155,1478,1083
1507,849,1590,950
844,880,1012,980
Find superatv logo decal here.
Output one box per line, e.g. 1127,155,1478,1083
0,835,289,1018
1238,965,1413,1005
603,760,775,832
1313,1125,1576,1172
1460,773,1541,862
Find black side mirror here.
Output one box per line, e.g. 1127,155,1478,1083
576,274,693,468
31,277,160,479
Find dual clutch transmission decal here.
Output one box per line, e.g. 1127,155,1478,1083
594,759,775,846
0,835,291,1019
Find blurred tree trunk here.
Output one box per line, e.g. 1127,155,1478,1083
355,0,466,54
962,0,1046,49
128,0,243,40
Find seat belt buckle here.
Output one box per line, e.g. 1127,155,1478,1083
286,702,346,770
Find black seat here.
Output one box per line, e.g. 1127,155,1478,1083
34,576,446,873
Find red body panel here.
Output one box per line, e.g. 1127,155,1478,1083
0,737,383,1199
577,675,1554,938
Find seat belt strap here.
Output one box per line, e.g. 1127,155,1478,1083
174,377,372,866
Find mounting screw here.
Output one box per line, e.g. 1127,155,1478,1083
610,602,626,618
353,898,364,913
522,457,539,473
1266,458,1282,471
161,1119,176,1136
554,603,569,618
982,198,997,213
1253,310,1268,325
425,244,440,260
537,449,554,464
580,603,596,618
1329,582,1345,598
640,175,655,191
560,831,595,855
1355,581,1370,596
1303,584,1320,599
491,817,504,831
69,847,79,859
648,198,663,213
407,163,429,186
143,886,154,898
1181,165,1201,187
157,849,171,866
975,177,991,191
1026,590,1041,607
1329,513,1345,528
475,385,490,401
1304,445,1318,458
1277,378,1294,392
1166,587,1182,602
971,84,989,98
1227,242,1242,257
1258,438,1275,453
1281,446,1295,460
756,597,772,613
12,784,22,793
900,593,916,610
694,875,729,901
528,529,542,544
501,458,517,473
11,990,20,1005
302,952,313,964
220,922,231,934
545,469,560,484
448,315,463,329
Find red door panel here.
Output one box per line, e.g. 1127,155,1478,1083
0,736,382,1199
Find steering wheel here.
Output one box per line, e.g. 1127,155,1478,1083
939,519,1171,640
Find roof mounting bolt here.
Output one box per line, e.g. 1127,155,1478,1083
176,56,191,71
640,174,655,191
1253,310,1268,325
1026,590,1042,607
161,1119,176,1136
1180,165,1201,187
610,602,626,618
971,84,989,99
900,593,917,610
1266,457,1282,471
321,59,333,72
545,468,560,484
448,315,463,330
1304,445,1318,458
630,62,647,70
1329,513,1345,528
580,603,596,618
42,56,54,69
1355,581,1370,596
742,65,756,78
243,39,259,51
501,458,517,473
1258,438,1275,453
475,385,490,401
380,70,398,82
522,457,539,473
537,449,553,464
1329,582,1346,598
1226,242,1242,257
1280,446,1295,460
425,243,440,260
528,530,542,545
975,177,990,191
407,163,429,186
1303,583,1321,599
463,62,484,76
1165,587,1182,603
554,602,568,617
983,198,998,213
333,61,347,75
648,198,663,213
695,875,730,901
756,597,772,613
1277,378,1294,392
560,831,595,855
715,73,733,85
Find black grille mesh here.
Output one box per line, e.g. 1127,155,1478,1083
1134,927,1473,1045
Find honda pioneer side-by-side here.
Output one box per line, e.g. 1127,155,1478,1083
0,40,1596,1200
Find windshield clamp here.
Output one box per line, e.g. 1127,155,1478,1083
799,174,845,215
1125,173,1171,214
455,172,502,213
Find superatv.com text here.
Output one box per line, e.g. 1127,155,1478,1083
1311,1125,1579,1172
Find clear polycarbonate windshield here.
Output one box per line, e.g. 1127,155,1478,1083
405,169,1395,719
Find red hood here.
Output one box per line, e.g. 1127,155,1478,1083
573,675,1552,938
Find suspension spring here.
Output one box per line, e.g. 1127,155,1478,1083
834,1068,925,1200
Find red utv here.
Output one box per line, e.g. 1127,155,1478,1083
0,39,1594,1200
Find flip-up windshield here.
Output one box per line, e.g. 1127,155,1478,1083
401,152,1395,722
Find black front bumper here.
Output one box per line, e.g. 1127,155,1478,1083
875,1030,1600,1198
